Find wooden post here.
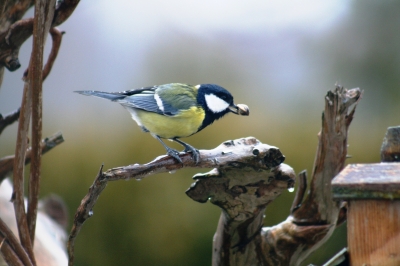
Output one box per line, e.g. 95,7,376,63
332,126,400,266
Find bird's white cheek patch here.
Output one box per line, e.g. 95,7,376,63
205,93,229,113
154,93,164,112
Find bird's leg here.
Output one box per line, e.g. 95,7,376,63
153,135,182,163
173,138,200,164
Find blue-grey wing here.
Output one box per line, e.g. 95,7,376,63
118,87,180,116
119,94,162,114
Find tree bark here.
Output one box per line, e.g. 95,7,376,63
192,85,362,265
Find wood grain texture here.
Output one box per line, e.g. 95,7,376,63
347,200,400,266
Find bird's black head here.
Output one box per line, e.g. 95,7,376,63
196,84,238,132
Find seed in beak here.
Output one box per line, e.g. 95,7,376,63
236,104,249,116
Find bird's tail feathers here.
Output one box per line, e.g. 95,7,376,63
74,90,125,101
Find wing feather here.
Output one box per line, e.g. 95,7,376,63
118,86,181,116
121,94,170,114
84,84,194,116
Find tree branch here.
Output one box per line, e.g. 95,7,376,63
259,85,362,265
0,218,33,266
68,137,286,266
0,18,33,72
42,27,65,80
12,80,35,265
0,0,79,80
293,86,362,223
0,238,25,266
0,108,20,135
0,132,64,182
68,164,104,266
22,27,65,81
27,0,56,245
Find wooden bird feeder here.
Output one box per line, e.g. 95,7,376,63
332,126,400,266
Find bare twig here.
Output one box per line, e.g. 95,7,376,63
0,0,79,76
0,108,20,135
68,164,105,266
12,81,34,264
23,27,65,81
68,137,286,266
0,132,64,182
42,27,65,80
0,218,33,266
0,238,25,266
0,0,76,263
0,18,33,72
27,0,56,245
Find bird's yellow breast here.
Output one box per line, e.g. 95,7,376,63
135,106,205,139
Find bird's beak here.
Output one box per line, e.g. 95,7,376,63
229,103,250,116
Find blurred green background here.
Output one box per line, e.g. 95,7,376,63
1,1,400,265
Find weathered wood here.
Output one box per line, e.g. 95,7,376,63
332,163,400,199
259,85,361,265
332,125,400,265
68,137,288,266
347,200,400,265
187,164,295,266
188,85,361,265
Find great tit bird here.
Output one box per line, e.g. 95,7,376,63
75,83,249,163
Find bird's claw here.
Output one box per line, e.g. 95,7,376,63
171,138,201,164
166,148,183,163
183,146,200,164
